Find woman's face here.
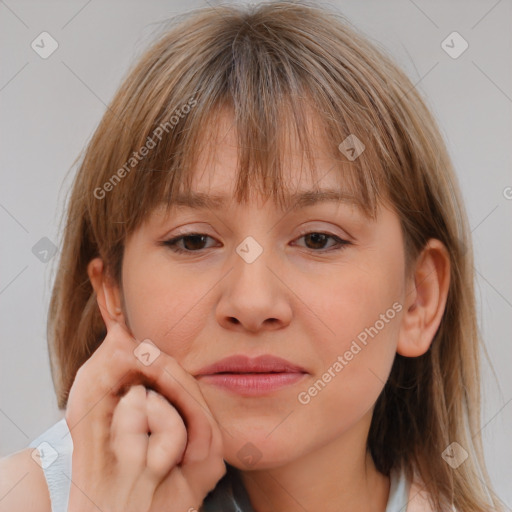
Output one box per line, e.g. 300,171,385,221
113,111,410,470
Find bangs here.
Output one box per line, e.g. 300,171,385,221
140,92,383,222
85,2,424,284
94,8,404,238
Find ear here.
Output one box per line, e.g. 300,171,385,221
397,239,451,357
87,257,127,332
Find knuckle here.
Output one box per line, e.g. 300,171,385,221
117,386,147,412
158,433,185,459
126,383,147,397
146,388,172,411
146,387,165,403
129,384,149,404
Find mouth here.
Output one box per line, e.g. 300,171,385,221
195,354,308,396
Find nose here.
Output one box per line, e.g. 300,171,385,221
215,239,293,333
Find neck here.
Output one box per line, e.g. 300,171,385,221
237,413,390,512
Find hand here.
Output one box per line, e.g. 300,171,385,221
65,296,226,512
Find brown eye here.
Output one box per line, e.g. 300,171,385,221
162,231,350,255
294,232,350,252
303,233,330,250
163,233,217,253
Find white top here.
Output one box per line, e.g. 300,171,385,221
28,418,411,512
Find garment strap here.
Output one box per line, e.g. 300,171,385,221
386,467,411,512
28,418,73,512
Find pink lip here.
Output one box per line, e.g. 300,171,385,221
195,355,308,396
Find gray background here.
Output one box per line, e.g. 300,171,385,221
1,0,511,508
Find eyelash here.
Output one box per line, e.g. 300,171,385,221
162,230,351,255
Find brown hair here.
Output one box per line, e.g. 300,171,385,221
47,2,503,511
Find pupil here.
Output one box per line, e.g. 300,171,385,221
306,233,326,249
184,235,207,250
181,233,329,251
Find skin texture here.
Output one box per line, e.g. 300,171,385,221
0,109,448,512
89,110,450,512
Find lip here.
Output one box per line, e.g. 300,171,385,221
195,355,308,396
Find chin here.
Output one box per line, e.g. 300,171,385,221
222,434,298,472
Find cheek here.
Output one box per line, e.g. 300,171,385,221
290,297,402,452
314,258,403,357
121,260,212,354
300,253,404,421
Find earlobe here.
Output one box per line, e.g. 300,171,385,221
397,239,451,358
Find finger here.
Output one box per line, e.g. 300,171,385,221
111,384,149,472
133,346,216,465
145,389,188,479
68,320,218,466
110,385,161,512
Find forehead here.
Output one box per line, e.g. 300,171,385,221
173,106,356,211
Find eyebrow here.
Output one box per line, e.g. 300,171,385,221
172,189,359,212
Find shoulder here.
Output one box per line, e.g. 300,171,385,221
0,448,51,512
406,475,458,512
406,476,435,512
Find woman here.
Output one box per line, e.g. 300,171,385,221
0,2,503,511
